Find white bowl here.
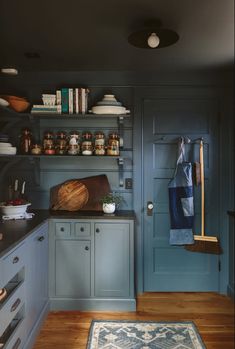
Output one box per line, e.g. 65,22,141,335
0,97,9,107
91,105,130,115
42,94,56,106
0,203,31,216
0,147,16,155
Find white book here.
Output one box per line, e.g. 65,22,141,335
69,88,73,114
75,88,79,114
33,104,58,109
81,88,86,114
56,90,61,105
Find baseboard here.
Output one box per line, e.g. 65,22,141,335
24,300,50,349
50,298,136,311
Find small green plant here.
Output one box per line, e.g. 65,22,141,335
100,192,124,207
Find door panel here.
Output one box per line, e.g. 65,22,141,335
143,97,219,291
55,240,91,297
94,223,130,297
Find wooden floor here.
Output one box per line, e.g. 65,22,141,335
33,293,234,349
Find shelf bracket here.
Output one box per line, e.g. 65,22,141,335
28,157,40,186
118,116,124,148
117,157,124,187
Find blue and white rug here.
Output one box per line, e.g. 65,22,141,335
87,320,206,349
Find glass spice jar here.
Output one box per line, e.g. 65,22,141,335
19,128,32,154
94,131,105,155
44,144,55,155
107,132,120,156
81,131,93,155
68,131,80,155
55,131,67,155
43,131,54,151
31,143,42,155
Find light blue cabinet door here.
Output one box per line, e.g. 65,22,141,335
26,222,48,334
94,223,130,297
55,240,91,297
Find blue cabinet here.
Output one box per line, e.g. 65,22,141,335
49,218,135,311
0,243,26,349
24,222,49,349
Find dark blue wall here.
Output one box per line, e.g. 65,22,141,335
0,70,234,295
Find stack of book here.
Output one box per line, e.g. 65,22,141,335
30,87,90,115
31,105,62,114
59,87,90,114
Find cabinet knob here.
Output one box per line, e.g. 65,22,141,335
38,236,45,242
96,228,100,233
85,246,89,251
80,227,84,232
60,227,64,232
12,256,19,264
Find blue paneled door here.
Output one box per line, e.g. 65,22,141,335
143,96,220,291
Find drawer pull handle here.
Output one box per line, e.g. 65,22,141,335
11,298,21,312
85,246,89,251
12,256,19,264
12,337,21,349
60,227,64,232
38,236,45,242
96,228,100,233
80,227,84,232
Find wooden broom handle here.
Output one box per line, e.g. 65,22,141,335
200,140,205,236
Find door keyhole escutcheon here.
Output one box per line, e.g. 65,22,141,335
147,201,154,216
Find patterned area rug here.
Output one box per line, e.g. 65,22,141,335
87,320,206,349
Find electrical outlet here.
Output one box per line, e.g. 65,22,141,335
125,178,133,189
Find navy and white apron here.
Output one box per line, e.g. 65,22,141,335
168,138,194,245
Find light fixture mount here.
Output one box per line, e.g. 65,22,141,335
128,18,179,49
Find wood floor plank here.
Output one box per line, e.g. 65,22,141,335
33,293,234,349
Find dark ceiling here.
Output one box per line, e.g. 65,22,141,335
0,0,234,72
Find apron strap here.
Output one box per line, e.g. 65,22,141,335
173,137,185,177
177,137,185,164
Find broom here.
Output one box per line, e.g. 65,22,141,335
185,139,222,254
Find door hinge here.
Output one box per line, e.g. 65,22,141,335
218,260,221,272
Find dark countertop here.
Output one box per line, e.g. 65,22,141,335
0,209,135,258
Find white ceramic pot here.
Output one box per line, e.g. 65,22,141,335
102,203,116,214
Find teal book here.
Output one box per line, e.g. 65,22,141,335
61,88,69,114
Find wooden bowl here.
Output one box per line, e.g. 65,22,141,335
2,95,30,112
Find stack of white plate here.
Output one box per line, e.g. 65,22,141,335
91,94,130,115
0,142,17,155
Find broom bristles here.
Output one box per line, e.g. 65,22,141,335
185,240,222,255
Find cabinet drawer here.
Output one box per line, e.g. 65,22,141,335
1,243,26,287
0,282,25,335
3,318,25,349
74,223,91,237
55,223,71,237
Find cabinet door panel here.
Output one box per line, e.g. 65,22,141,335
94,223,130,297
55,240,91,297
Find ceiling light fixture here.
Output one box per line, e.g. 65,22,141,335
1,68,18,75
128,19,179,49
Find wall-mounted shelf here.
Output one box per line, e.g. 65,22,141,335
0,155,128,187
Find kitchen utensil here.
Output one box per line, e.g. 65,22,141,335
51,180,89,211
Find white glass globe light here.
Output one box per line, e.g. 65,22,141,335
147,33,160,48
